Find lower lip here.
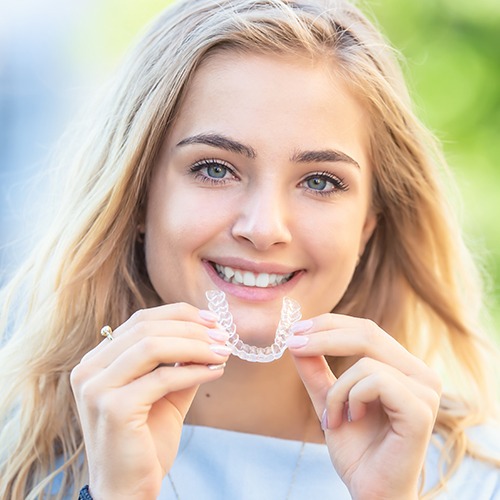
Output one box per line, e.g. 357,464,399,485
203,261,303,302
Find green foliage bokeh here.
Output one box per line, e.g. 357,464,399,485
75,0,500,334
369,0,500,334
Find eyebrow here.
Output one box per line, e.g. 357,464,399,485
291,149,360,169
176,132,360,169
176,133,257,159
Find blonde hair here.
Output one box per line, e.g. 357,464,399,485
0,0,497,498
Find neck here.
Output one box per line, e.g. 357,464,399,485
186,352,324,443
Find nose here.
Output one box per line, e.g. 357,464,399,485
231,185,292,250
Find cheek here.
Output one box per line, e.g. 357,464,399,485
299,224,361,316
298,204,366,259
145,184,232,258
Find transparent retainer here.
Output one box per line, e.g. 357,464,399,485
206,290,302,363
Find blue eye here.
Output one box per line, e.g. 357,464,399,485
306,176,329,191
206,163,227,178
189,158,237,185
301,172,348,196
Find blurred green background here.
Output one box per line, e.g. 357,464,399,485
76,0,500,334
370,0,500,337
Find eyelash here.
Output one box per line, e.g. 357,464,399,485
188,159,349,196
301,171,349,196
188,158,237,185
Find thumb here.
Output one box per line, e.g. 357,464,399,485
167,384,200,420
292,354,336,418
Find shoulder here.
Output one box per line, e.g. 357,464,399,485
423,425,500,499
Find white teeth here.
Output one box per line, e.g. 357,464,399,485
243,272,256,286
213,263,294,288
255,273,269,288
224,266,235,279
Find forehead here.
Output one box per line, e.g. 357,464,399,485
167,50,370,168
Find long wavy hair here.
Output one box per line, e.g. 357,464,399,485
0,0,498,498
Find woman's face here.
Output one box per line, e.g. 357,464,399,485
144,51,376,345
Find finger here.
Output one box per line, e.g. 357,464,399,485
120,362,226,410
288,314,438,388
147,385,200,461
291,354,336,419
85,303,220,361
74,362,226,420
85,320,228,368
125,302,219,332
348,372,436,438
324,357,438,429
95,337,232,387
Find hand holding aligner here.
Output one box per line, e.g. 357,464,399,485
205,290,302,363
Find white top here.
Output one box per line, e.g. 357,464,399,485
52,424,500,498
159,424,500,499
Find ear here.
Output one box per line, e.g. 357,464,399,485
137,220,146,243
358,209,377,257
137,208,146,235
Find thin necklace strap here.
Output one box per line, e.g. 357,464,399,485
167,473,180,500
285,440,306,500
167,438,306,500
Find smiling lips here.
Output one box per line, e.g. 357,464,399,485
212,262,296,288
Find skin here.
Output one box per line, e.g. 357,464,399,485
71,52,441,500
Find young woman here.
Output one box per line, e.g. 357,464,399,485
0,0,498,498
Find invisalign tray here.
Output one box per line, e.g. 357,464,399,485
206,290,302,362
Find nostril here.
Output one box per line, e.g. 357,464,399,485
231,209,292,249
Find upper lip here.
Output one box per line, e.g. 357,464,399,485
205,257,301,275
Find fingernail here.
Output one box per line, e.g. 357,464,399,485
290,319,313,334
321,409,329,431
208,362,226,370
285,335,309,348
199,310,219,322
209,344,233,356
207,328,230,342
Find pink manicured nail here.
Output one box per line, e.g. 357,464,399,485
199,310,219,322
286,335,309,348
209,344,233,356
290,319,313,334
208,362,227,371
321,409,329,431
207,328,230,342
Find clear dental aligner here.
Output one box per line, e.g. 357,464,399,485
206,290,302,363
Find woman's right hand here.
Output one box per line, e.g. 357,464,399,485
70,303,231,500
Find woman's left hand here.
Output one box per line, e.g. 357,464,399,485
287,314,442,500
